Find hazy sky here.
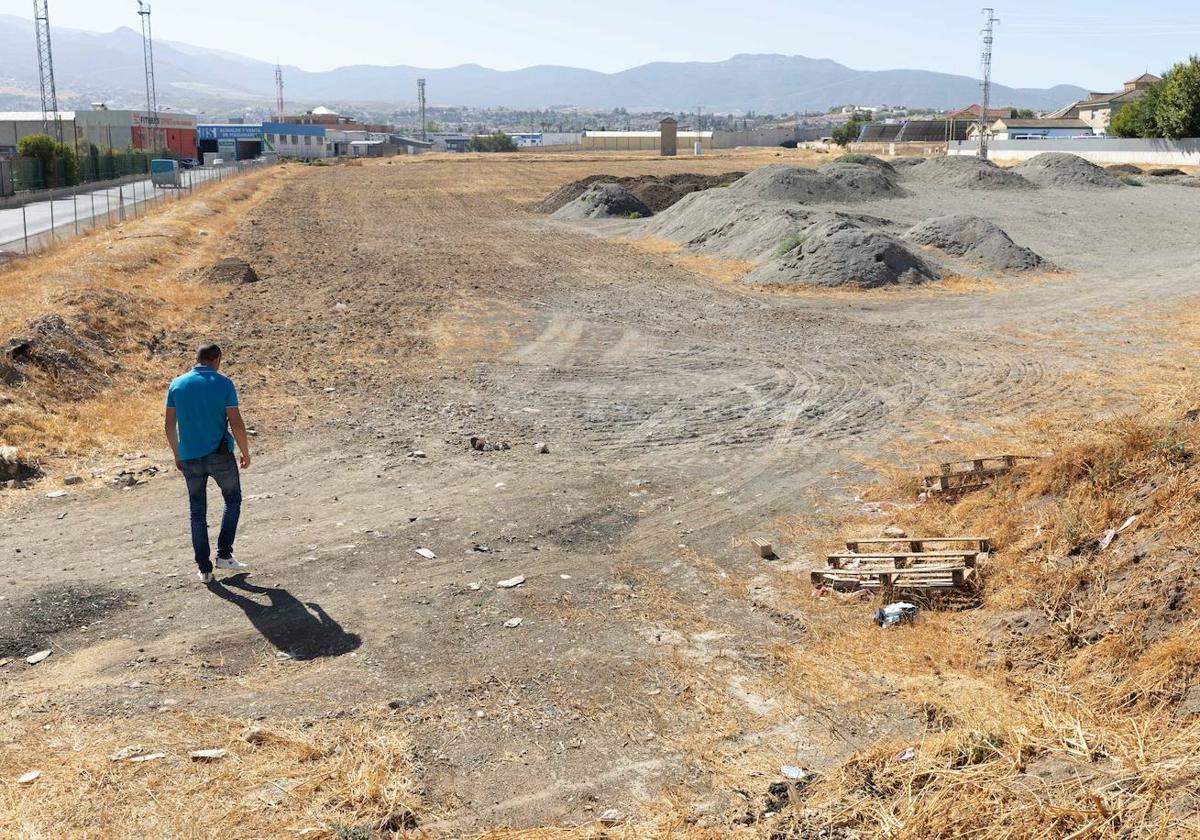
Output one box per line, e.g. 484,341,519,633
5,0,1199,90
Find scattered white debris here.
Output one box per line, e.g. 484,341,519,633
108,745,145,761
781,765,809,781
189,748,227,762
129,752,167,764
407,450,427,459
415,547,436,560
497,575,526,589
504,617,523,628
883,525,907,538
598,808,624,826
25,649,51,665
559,574,571,580
17,770,40,785
894,746,917,762
45,490,66,498
467,582,481,591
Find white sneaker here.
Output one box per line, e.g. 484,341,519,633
215,556,249,571
198,571,214,583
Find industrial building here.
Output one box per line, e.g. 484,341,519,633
197,124,264,161
0,107,196,158
261,122,335,159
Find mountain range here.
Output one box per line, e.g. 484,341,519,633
0,14,1088,114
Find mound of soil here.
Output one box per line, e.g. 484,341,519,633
891,157,927,169
1105,164,1144,175
910,156,1034,190
1014,153,1122,189
817,161,904,198
536,172,744,214
1145,168,1187,178
644,192,818,260
905,215,1050,273
747,217,941,288
724,165,849,204
832,154,898,175
206,257,261,284
551,183,652,220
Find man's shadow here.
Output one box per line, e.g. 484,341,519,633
206,573,361,660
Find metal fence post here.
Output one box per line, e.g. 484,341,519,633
21,204,28,255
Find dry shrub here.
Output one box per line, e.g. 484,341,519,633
769,386,1200,838
0,710,422,839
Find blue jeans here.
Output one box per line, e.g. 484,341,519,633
180,449,241,574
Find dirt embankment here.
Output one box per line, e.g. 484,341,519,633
0,166,291,481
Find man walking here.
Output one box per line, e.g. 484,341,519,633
165,343,251,583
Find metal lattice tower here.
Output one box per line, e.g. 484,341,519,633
32,0,61,141
417,78,427,141
978,7,999,160
275,65,285,121
137,1,160,150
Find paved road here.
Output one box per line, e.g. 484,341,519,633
0,165,232,252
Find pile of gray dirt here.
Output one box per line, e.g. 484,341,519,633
747,217,941,288
1105,163,1144,175
551,183,652,220
891,157,927,169
1145,168,1188,178
1014,153,1122,189
817,161,905,198
724,165,850,204
905,215,1050,273
830,154,898,175
536,172,744,214
908,156,1034,190
643,193,820,261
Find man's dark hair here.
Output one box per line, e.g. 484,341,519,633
196,343,222,365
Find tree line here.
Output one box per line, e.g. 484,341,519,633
1111,56,1200,139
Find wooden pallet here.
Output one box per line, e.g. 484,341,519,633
844,536,990,554
812,565,974,591
923,455,1038,494
812,535,988,593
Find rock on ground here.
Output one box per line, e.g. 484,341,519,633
905,214,1050,273
1014,153,1122,190
747,218,941,289
551,183,653,220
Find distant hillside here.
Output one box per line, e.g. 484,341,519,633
0,15,1087,113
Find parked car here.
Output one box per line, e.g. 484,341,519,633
179,158,199,169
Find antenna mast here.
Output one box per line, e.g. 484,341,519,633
137,1,160,151
275,65,285,121
978,7,999,160
32,0,61,141
417,78,427,141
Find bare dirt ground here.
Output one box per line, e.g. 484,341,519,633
3,149,1200,837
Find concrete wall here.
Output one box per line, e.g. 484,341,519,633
712,127,796,148
949,138,1200,166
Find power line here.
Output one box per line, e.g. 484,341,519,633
32,0,61,142
978,7,999,161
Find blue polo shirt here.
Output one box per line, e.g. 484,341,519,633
166,365,239,460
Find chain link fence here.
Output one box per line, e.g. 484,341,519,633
0,159,272,257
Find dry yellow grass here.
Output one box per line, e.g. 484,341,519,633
0,710,422,839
